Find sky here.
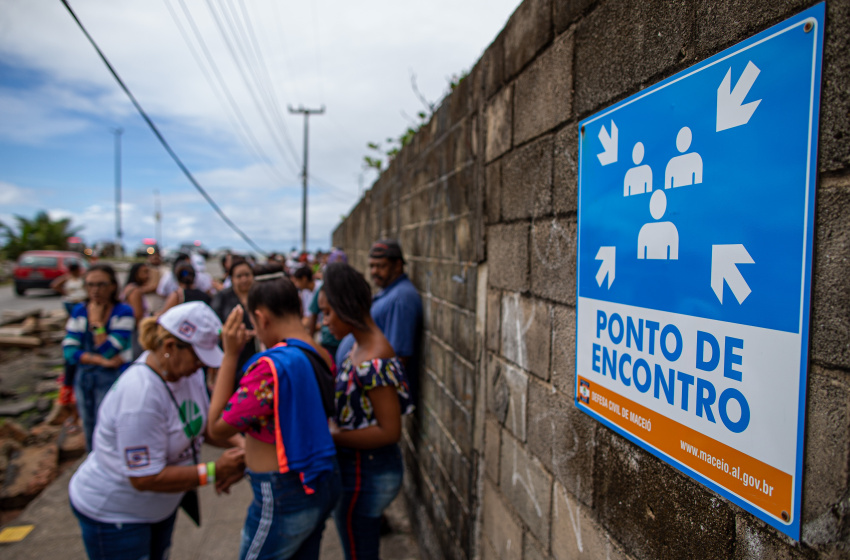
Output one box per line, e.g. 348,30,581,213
0,0,521,256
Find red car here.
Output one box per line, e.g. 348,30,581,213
13,250,88,296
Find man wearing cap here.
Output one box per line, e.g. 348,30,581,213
336,239,423,400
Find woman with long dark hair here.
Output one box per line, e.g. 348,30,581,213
62,264,135,450
208,274,340,560
318,262,414,560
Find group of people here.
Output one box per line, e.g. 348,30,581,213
59,239,423,560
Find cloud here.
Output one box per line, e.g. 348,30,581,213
0,181,32,205
0,0,521,252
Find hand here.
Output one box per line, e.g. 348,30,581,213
81,353,106,366
102,355,124,369
328,418,340,437
222,307,251,356
214,446,246,495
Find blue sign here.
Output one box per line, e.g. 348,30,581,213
575,4,823,540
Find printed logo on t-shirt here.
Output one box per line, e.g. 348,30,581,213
179,400,203,438
125,446,151,469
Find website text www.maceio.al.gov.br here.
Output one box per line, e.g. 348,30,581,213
679,440,776,497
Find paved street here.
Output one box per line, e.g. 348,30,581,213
2,446,418,559
0,285,63,315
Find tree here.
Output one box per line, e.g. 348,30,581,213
0,211,83,260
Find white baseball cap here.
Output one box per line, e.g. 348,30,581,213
158,301,223,367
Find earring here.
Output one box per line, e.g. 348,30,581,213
164,353,170,358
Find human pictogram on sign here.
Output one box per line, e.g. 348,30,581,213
576,4,824,541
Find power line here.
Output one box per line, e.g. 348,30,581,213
266,0,303,105
236,0,292,132
226,0,299,167
60,0,266,255
204,0,302,172
310,0,326,104
308,173,355,199
163,0,294,187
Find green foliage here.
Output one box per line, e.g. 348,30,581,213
448,70,469,91
0,211,82,260
363,69,468,175
363,155,384,172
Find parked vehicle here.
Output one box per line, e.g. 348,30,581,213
178,242,209,259
13,250,88,296
134,244,160,258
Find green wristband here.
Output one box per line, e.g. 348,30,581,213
94,326,106,335
207,461,216,485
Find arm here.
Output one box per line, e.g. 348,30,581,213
331,386,401,449
203,426,245,449
207,355,242,442
50,275,68,294
127,287,146,323
92,306,133,359
140,268,160,295
208,306,252,442
115,385,244,495
129,447,244,493
160,290,180,315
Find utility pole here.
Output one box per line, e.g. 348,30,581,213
113,127,123,257
154,189,162,250
287,105,325,254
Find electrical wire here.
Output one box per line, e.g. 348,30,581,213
163,0,294,187
60,0,266,255
204,0,302,172
308,173,356,199
236,0,289,124
310,0,326,104
224,0,298,166
266,0,303,106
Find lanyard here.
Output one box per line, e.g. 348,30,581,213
145,364,200,466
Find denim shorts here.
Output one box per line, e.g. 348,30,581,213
71,501,176,560
239,464,342,560
334,444,404,560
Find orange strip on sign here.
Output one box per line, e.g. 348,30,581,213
577,376,792,523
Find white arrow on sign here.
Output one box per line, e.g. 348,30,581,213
711,244,754,304
597,121,618,166
595,246,616,288
716,61,762,132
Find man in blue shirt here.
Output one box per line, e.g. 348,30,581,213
336,239,423,401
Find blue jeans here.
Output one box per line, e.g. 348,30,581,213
239,465,342,560
74,364,122,451
72,501,177,560
334,444,404,560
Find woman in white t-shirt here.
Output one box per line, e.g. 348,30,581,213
69,302,246,560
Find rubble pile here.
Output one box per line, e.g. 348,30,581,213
0,327,85,515
0,309,67,349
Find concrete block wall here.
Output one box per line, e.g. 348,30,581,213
334,53,487,558
333,0,850,558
